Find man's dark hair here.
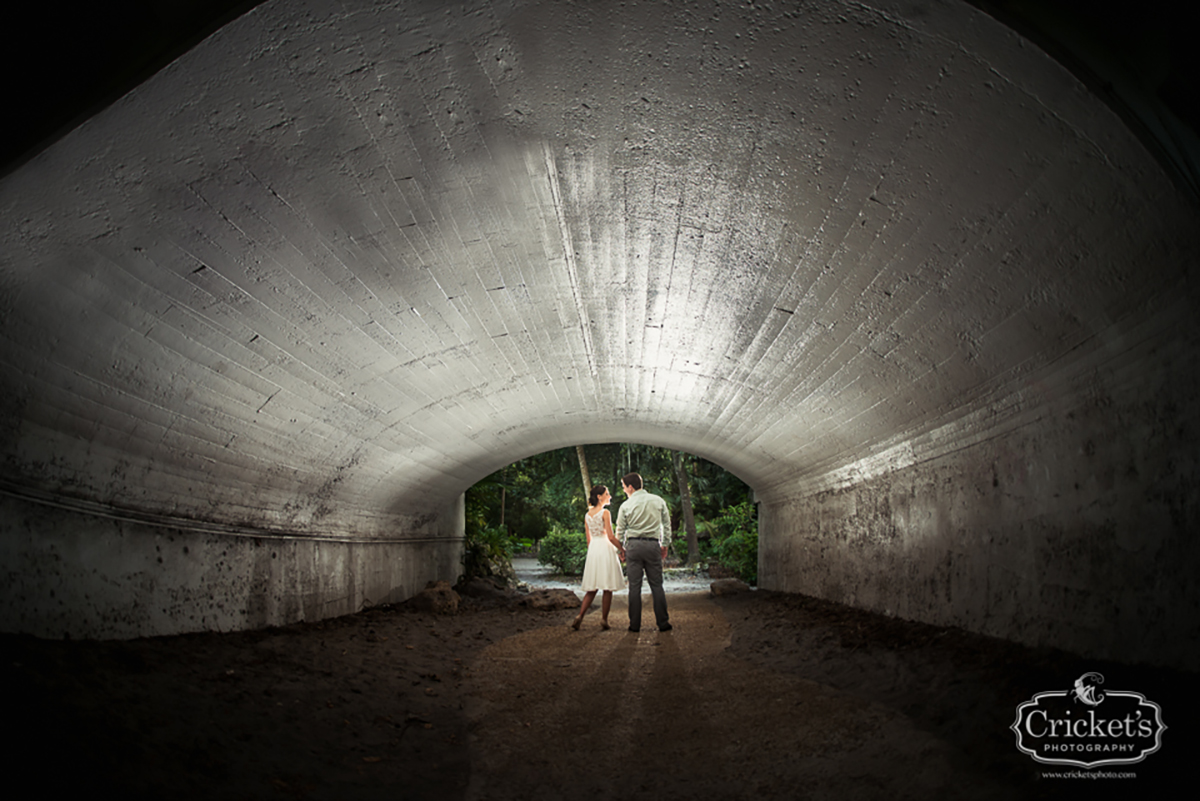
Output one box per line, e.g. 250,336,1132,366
622,472,643,491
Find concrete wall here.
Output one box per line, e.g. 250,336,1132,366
760,293,1200,670
0,490,464,639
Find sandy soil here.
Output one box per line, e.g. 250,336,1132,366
6,584,1190,800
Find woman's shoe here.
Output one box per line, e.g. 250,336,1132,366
600,619,611,630
570,614,583,631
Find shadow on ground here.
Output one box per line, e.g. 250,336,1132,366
6,582,1190,799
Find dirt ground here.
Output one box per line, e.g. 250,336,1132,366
6,587,1191,800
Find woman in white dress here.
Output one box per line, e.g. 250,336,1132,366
570,484,626,630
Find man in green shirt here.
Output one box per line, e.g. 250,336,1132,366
615,472,673,632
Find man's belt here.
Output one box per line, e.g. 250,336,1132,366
627,537,658,541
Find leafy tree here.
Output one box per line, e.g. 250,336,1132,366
466,447,585,543
575,445,591,498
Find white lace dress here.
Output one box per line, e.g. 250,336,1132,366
580,509,626,591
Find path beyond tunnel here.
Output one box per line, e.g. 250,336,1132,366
1,0,1199,670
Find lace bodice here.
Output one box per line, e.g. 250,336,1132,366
585,510,606,539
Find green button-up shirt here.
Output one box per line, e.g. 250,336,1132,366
615,489,672,547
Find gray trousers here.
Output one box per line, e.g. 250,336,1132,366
625,538,669,629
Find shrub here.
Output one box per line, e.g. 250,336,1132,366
461,525,513,583
709,501,758,585
537,525,588,575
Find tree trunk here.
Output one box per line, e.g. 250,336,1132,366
672,450,699,564
576,445,592,499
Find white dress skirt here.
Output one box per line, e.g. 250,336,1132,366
580,510,626,591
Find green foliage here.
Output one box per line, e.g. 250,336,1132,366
539,468,585,531
537,525,588,575
464,447,588,548
709,501,759,585
463,442,758,581
672,529,717,563
462,477,513,582
461,524,513,583
511,506,551,543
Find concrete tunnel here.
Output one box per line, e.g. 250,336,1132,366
1,0,1198,672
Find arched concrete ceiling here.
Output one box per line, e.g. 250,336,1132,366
2,0,1197,538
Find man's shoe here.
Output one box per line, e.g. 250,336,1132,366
627,626,640,632
658,623,673,632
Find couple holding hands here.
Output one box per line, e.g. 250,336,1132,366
570,472,672,633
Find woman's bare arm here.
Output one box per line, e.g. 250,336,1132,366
604,509,623,556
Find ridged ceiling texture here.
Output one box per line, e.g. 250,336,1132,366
1,0,1195,539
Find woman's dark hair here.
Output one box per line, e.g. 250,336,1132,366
588,484,608,507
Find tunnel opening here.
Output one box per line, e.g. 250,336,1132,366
460,442,759,592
